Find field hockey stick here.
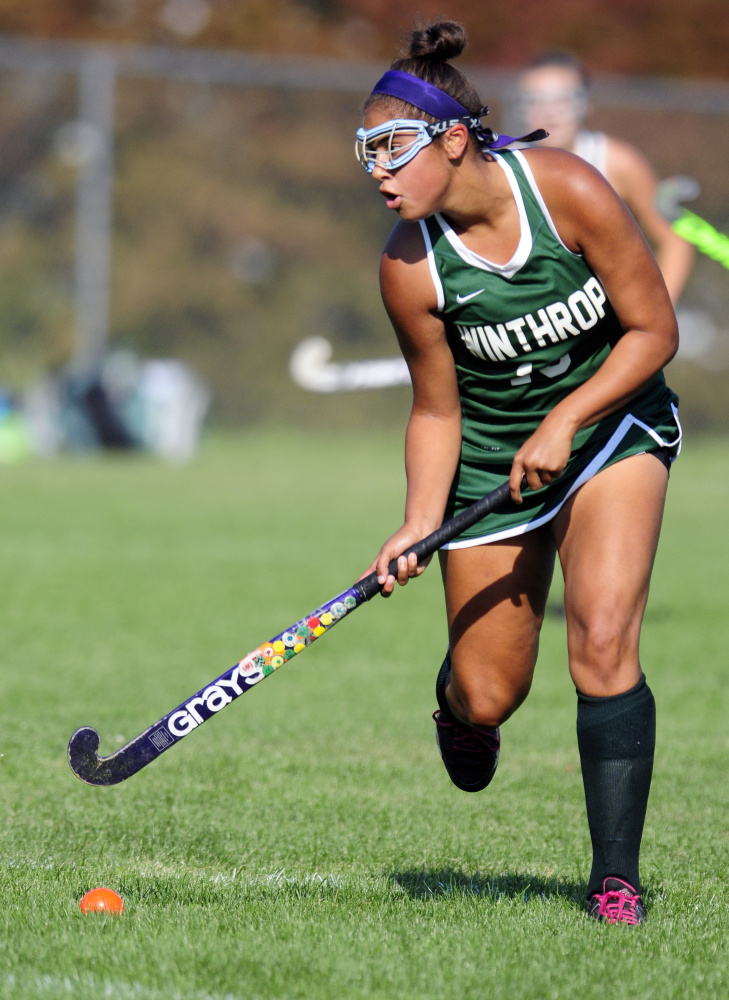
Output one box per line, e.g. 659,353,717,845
289,336,411,392
656,176,729,270
68,478,518,786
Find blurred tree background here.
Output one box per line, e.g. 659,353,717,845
2,0,728,78
0,0,726,432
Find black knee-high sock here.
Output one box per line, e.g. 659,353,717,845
576,674,655,897
435,650,457,721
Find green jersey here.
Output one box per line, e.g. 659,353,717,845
417,149,680,544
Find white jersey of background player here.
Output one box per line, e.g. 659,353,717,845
515,51,694,304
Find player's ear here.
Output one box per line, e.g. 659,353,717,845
443,124,470,161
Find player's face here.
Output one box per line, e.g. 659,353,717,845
361,107,454,222
515,66,588,150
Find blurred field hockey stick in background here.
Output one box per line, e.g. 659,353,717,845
68,479,519,786
656,176,729,270
289,336,410,392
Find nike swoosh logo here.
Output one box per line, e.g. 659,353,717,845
456,288,485,304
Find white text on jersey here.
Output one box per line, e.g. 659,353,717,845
456,276,607,363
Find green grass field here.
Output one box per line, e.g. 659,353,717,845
0,429,727,999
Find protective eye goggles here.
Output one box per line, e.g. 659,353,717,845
355,115,482,174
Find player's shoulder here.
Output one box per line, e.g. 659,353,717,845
604,134,652,168
518,146,622,217
518,146,611,194
380,219,431,285
517,146,629,247
380,220,438,313
382,219,428,265
602,135,658,187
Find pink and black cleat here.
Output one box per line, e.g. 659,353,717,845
587,877,647,925
433,710,500,793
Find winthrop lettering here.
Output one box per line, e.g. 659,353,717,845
456,277,607,363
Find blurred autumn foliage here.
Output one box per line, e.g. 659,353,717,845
0,0,728,80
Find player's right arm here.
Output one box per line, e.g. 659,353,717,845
369,220,463,595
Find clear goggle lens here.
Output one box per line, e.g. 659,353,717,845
355,119,433,173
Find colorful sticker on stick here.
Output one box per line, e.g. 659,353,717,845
235,587,362,676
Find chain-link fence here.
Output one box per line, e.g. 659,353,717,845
0,35,727,442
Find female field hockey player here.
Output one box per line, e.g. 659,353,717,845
358,20,681,925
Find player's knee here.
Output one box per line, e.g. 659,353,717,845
452,676,531,728
569,613,636,682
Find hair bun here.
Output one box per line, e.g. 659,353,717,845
407,20,467,63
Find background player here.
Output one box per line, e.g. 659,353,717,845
359,19,681,925
514,50,694,304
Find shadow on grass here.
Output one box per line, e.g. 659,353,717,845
388,868,585,908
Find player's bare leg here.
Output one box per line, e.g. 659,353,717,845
440,530,556,725
554,452,668,697
432,530,556,791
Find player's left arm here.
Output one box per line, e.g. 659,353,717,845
606,137,695,304
509,148,679,499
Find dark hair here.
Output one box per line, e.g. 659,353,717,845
523,50,590,91
364,19,483,124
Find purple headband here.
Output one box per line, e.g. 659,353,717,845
369,69,548,150
370,69,470,120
